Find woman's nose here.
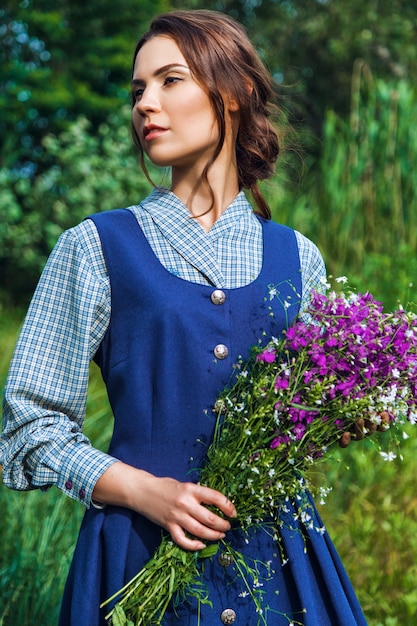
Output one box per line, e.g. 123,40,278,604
135,86,161,115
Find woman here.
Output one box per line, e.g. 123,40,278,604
0,10,367,626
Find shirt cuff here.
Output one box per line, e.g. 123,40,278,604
55,442,118,506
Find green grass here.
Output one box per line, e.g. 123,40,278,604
0,489,82,626
313,430,417,624
0,313,113,626
268,74,417,310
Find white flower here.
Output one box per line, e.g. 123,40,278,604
300,511,312,524
379,451,397,461
408,411,417,425
335,275,348,284
347,292,359,303
319,486,332,499
239,591,249,598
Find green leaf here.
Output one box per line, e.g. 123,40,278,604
111,603,128,626
198,543,219,559
168,565,175,596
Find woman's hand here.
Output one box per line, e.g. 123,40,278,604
92,462,236,551
135,475,237,550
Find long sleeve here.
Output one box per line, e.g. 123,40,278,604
294,230,327,321
0,221,117,505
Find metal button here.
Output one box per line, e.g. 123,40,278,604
214,344,229,360
220,608,236,624
218,552,233,567
211,289,226,305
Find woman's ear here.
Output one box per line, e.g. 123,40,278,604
245,81,254,97
225,81,253,112
225,92,240,113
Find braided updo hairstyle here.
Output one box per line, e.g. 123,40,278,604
132,10,280,219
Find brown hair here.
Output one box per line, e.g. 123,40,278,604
132,9,280,219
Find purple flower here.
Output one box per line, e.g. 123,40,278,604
275,376,289,390
292,423,307,440
257,348,276,363
260,288,417,457
270,434,291,449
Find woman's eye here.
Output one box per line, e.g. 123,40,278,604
164,76,181,86
133,88,144,100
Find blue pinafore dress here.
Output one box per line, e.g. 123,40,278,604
59,209,367,626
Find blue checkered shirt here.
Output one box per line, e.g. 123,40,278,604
0,188,325,506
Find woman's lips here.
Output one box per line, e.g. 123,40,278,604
143,125,168,141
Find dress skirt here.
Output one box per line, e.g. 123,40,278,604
59,493,367,625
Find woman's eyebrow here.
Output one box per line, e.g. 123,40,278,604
132,63,189,86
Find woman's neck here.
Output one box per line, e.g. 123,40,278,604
171,154,240,232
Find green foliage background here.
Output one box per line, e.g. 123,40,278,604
1,1,417,624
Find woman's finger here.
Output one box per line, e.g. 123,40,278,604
194,484,237,518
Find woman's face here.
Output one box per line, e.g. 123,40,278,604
132,35,219,171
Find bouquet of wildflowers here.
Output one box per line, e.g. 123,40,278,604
103,283,417,626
